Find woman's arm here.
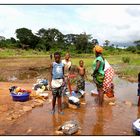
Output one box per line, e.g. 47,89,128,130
93,60,101,76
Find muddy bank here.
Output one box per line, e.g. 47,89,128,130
0,58,51,82
112,64,139,83
0,81,51,135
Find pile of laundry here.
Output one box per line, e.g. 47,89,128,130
9,86,31,95
65,89,85,108
9,86,31,102
32,79,49,93
57,120,80,135
132,119,140,135
32,79,49,99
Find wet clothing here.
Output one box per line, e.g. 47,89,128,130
52,86,63,97
92,56,105,87
52,62,64,80
76,76,85,91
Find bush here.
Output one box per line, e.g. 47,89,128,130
122,57,130,63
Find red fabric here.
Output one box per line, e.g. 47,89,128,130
68,74,77,79
103,67,114,93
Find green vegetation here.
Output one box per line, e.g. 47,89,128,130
1,27,140,54
0,27,140,82
71,53,140,82
0,48,50,58
122,56,130,63
0,47,139,82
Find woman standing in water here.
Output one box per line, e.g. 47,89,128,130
92,45,105,106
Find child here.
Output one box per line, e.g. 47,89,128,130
138,72,140,106
62,52,72,77
62,53,72,91
77,60,86,91
50,52,64,114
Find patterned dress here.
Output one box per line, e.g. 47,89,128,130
102,61,114,93
76,75,85,91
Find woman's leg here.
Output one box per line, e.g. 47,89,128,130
98,88,104,106
96,84,104,106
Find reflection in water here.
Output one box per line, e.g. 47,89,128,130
92,106,113,135
92,108,104,135
137,107,140,118
52,114,57,131
1,77,139,135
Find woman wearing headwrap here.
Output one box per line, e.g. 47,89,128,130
92,45,105,106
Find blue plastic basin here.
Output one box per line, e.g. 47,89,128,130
11,92,30,102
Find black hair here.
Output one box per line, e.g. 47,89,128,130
54,52,61,57
79,60,84,63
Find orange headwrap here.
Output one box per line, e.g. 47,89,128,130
93,45,103,53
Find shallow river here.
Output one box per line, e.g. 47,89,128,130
3,76,140,135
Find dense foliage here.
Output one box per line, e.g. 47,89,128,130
0,27,140,54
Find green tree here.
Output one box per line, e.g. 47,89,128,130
75,33,92,53
16,27,39,49
37,28,64,51
104,40,110,46
10,37,17,44
92,39,99,46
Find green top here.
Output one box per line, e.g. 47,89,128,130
92,56,105,76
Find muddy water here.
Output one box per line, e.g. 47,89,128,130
3,77,140,135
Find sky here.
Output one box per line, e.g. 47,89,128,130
0,5,140,46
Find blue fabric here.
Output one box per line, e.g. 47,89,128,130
52,62,64,79
40,79,48,86
71,91,77,97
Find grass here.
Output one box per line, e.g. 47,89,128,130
71,53,140,82
0,48,50,58
0,48,140,82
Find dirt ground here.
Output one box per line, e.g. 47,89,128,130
0,57,51,82
0,57,52,135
